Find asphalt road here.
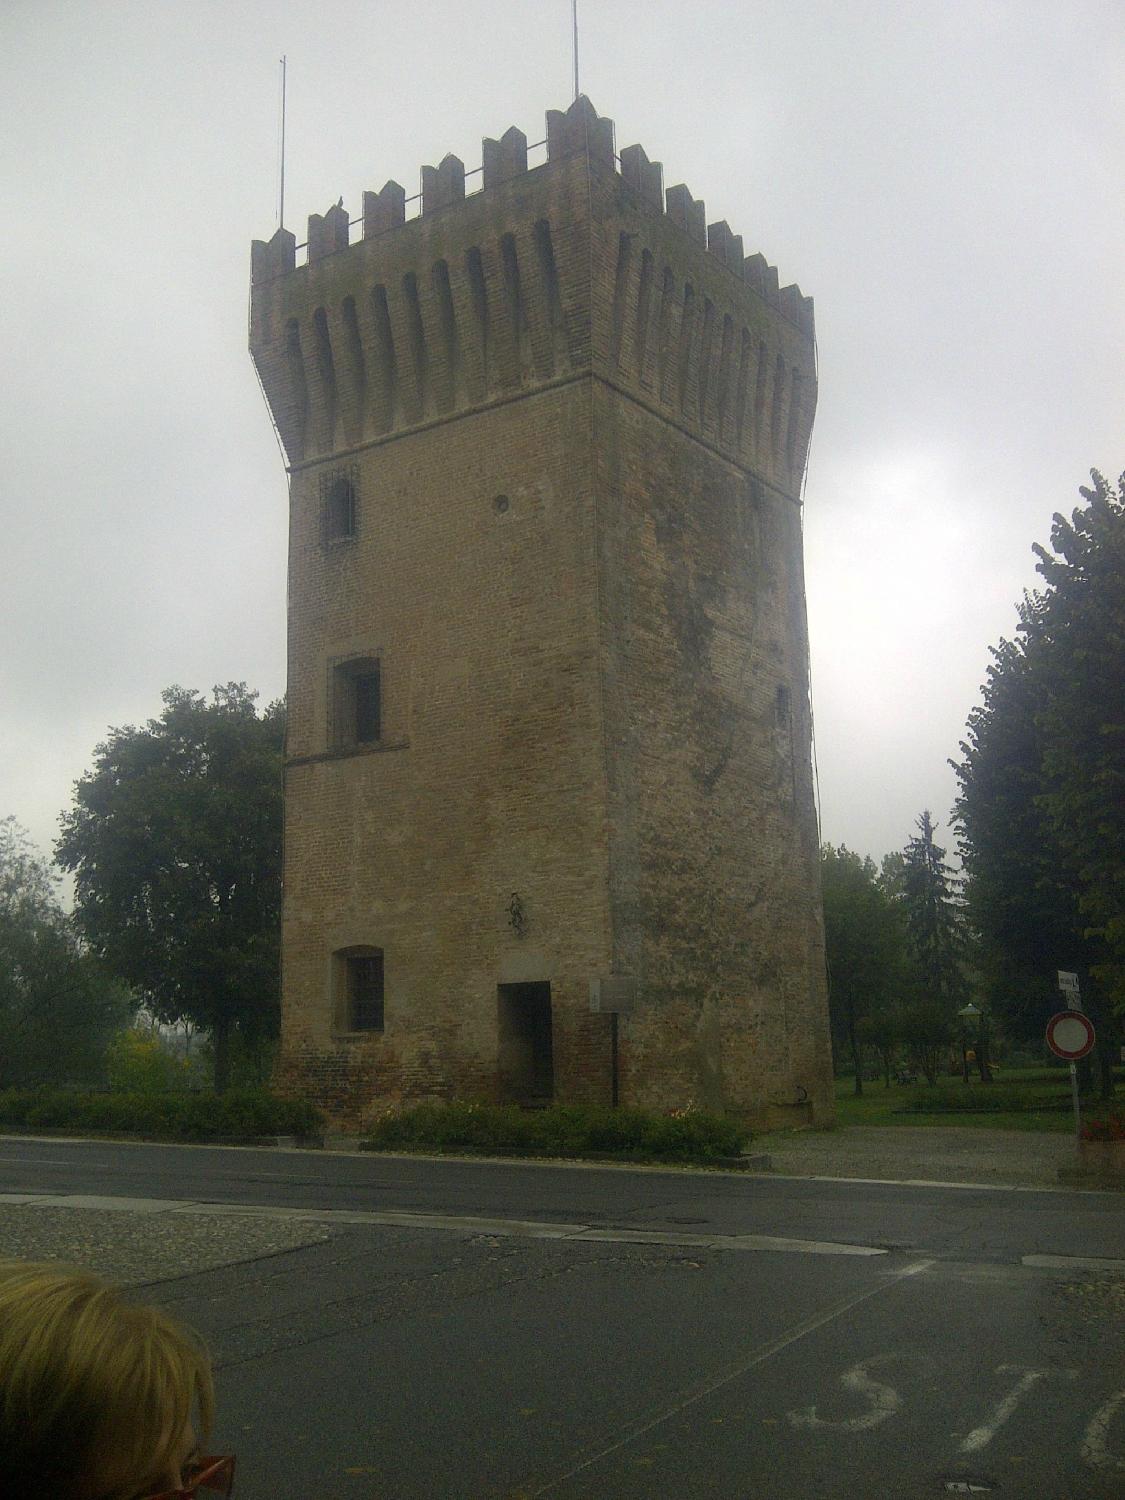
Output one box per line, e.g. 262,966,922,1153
2,1135,1123,1260
3,1137,1124,1498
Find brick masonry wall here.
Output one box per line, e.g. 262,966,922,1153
276,381,614,1129
594,384,832,1127
252,99,832,1130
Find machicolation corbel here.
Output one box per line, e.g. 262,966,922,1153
482,126,528,189
421,155,465,216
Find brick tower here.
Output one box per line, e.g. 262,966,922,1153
250,97,833,1130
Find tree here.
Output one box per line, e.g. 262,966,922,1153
56,685,284,1092
953,471,1124,1095
0,817,131,1088
820,845,908,1093
1030,473,1125,1008
883,813,969,1084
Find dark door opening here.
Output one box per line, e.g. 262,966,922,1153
497,981,554,1106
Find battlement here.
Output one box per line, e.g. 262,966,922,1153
251,96,813,338
250,97,817,492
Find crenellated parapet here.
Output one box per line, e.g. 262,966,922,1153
363,181,405,237
421,155,465,215
250,96,815,491
665,183,706,246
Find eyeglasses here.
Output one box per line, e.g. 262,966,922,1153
145,1454,235,1500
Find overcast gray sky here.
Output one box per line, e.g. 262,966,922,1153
2,0,1122,875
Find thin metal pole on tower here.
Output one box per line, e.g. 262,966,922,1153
572,0,580,101
278,55,287,230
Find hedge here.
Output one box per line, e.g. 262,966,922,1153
361,1101,750,1163
0,1088,324,1142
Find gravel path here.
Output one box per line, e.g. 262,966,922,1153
754,1124,1081,1189
0,1204,334,1286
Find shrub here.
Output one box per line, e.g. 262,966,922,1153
362,1101,749,1163
0,1088,323,1141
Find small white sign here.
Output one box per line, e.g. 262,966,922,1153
1057,970,1080,992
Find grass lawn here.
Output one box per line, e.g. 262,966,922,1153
827,1066,1118,1134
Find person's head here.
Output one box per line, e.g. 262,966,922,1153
0,1259,226,1500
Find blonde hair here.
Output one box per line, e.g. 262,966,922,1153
0,1260,214,1500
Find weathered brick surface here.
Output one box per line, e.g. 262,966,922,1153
251,98,832,1131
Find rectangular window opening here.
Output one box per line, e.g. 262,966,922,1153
347,951,384,1031
332,657,382,749
354,669,381,742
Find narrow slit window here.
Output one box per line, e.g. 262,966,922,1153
324,475,356,541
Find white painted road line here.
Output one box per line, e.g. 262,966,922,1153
525,1260,936,1496
1022,1253,1125,1272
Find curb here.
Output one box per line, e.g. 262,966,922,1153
349,1143,771,1170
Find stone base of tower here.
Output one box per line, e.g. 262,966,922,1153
272,980,833,1135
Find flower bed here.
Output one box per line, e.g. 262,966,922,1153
1080,1110,1125,1142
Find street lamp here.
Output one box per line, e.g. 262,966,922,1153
957,1002,981,1084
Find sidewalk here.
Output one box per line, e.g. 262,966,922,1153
324,1124,1100,1191
752,1124,1085,1190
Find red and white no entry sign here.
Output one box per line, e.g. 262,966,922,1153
1046,1009,1096,1061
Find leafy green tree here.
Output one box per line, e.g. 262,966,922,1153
56,685,284,1093
952,630,1086,1039
882,813,968,1084
953,471,1123,1095
0,817,131,1087
105,1026,193,1095
820,844,908,1093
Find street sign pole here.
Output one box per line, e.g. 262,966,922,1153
1069,1061,1081,1140
1057,973,1083,1135
1046,1007,1096,1141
